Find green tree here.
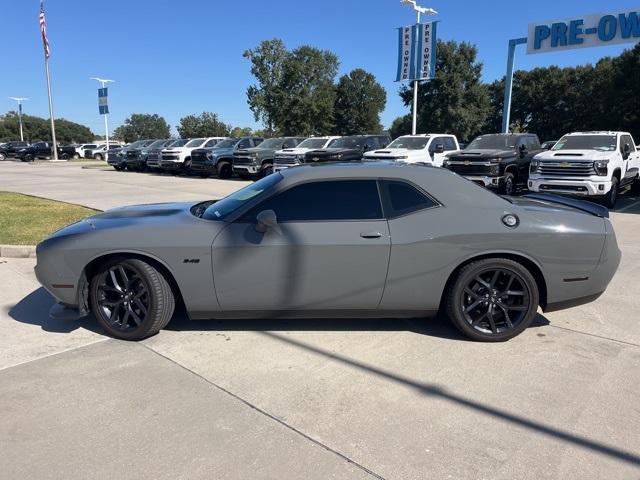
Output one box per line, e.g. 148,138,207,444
334,69,386,135
113,114,170,143
229,127,253,137
0,112,94,143
177,112,231,138
389,114,411,139
244,39,289,134
244,39,339,135
398,40,491,142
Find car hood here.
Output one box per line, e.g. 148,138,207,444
236,147,274,155
533,149,612,160
448,149,515,159
307,148,359,156
275,147,312,155
364,148,418,158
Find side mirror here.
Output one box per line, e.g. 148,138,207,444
255,209,277,233
519,144,527,157
434,144,445,154
623,143,631,159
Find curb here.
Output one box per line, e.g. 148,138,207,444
0,245,37,258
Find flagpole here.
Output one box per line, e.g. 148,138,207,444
44,57,59,160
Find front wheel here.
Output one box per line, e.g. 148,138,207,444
94,154,103,161
499,172,515,195
24,154,34,162
260,162,273,177
446,258,539,342
0,152,6,161
216,161,232,179
90,258,175,340
72,153,80,159
603,176,619,208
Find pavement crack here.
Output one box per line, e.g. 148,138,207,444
142,343,387,480
548,324,640,348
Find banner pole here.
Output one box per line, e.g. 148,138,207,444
44,57,59,161
411,10,421,135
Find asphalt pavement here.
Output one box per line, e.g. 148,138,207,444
0,160,639,479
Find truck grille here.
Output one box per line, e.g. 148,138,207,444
126,151,138,159
447,163,491,175
274,155,298,165
190,152,208,165
162,153,180,161
233,156,255,165
539,161,595,177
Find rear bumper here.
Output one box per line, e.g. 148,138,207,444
528,177,612,196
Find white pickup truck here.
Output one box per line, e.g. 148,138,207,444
528,131,640,207
160,137,226,173
362,134,459,167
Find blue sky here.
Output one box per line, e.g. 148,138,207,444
1,0,637,135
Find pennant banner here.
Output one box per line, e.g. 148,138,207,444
395,22,438,82
416,22,437,80
98,87,109,115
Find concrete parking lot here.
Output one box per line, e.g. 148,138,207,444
1,161,639,479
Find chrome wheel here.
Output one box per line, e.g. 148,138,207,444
96,264,150,331
461,267,530,335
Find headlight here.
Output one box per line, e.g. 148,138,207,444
206,152,214,160
489,164,500,175
396,155,409,159
141,150,148,155
443,159,450,167
530,159,540,173
336,154,343,159
250,152,259,159
594,160,608,176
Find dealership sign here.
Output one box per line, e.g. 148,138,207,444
396,22,437,82
528,10,640,54
98,87,109,115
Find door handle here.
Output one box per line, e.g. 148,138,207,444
360,232,382,239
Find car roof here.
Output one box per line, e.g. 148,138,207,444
564,131,627,136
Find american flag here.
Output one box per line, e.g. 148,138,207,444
39,0,50,59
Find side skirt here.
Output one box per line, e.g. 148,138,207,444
188,309,439,321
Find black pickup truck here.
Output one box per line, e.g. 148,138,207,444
0,141,29,160
16,142,77,161
443,133,542,195
303,135,391,164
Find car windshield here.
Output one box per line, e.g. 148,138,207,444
297,138,330,149
258,138,284,149
467,135,518,150
169,139,189,147
387,137,430,150
552,135,617,152
185,139,205,148
201,173,283,220
331,137,365,148
214,139,238,149
147,140,166,149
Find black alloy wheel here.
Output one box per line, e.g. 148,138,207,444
604,176,619,208
500,172,515,195
261,163,273,177
447,259,539,341
90,258,175,340
217,161,232,179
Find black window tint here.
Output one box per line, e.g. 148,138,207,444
443,137,457,150
283,139,297,148
381,180,437,217
242,180,382,222
238,139,251,148
621,135,635,152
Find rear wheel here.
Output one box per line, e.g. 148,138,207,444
217,161,232,179
0,152,7,161
60,153,69,160
603,176,619,208
72,153,80,159
94,153,103,161
446,258,539,342
90,258,175,341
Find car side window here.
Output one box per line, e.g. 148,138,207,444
621,135,635,153
204,139,218,148
443,137,457,151
253,138,264,147
379,180,437,218
240,180,383,222
282,139,297,148
429,138,444,152
238,139,251,149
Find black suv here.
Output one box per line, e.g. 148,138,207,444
443,133,542,195
303,135,391,164
0,141,29,160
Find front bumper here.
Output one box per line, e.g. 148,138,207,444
528,177,612,196
160,161,183,170
233,164,260,174
190,162,216,173
464,175,504,188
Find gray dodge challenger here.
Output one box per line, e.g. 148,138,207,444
35,163,621,342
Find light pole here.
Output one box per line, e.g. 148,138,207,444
400,0,437,135
8,97,29,142
90,77,114,158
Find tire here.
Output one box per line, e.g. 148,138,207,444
446,258,539,342
90,258,175,341
72,153,80,159
260,162,273,177
114,165,125,171
603,176,619,208
24,154,34,162
94,154,103,161
499,172,516,195
0,152,6,161
60,153,69,160
183,158,192,175
217,161,232,179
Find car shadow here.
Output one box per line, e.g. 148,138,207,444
8,287,550,342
